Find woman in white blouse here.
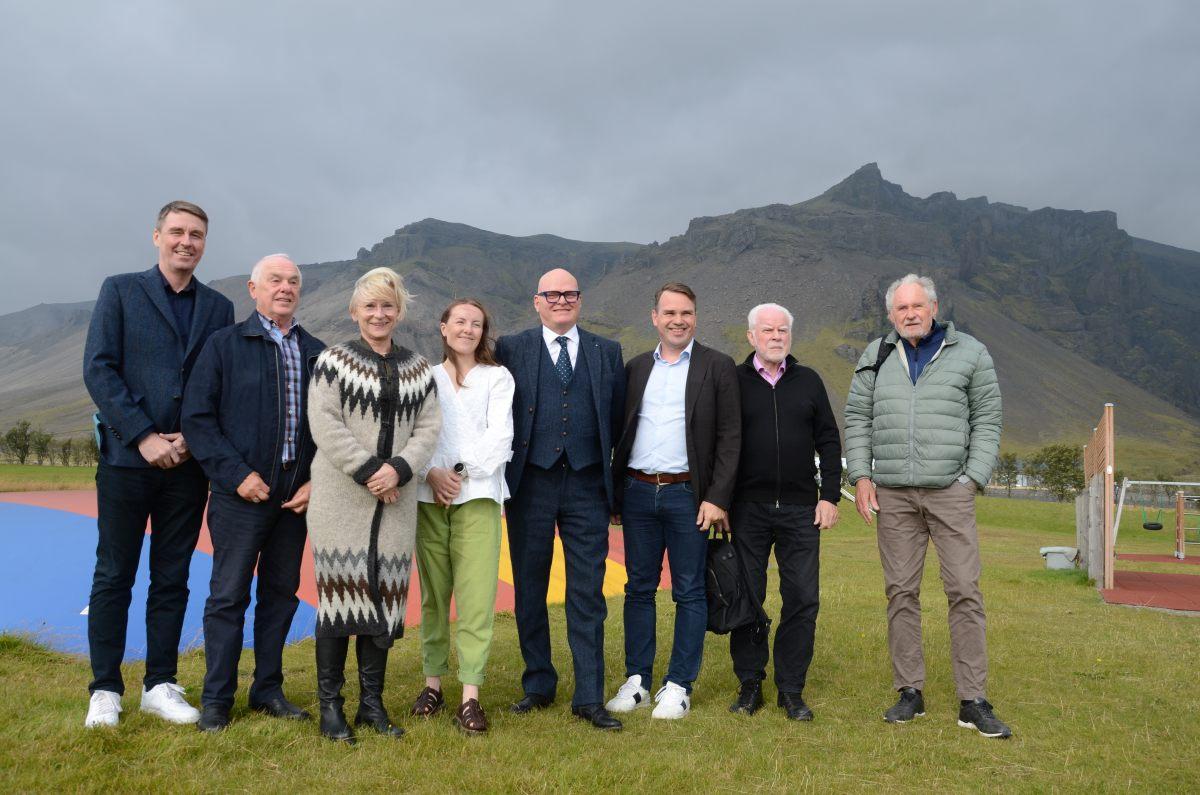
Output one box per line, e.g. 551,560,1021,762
410,298,515,734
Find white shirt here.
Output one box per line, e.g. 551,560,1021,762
541,324,579,370
417,363,516,506
627,340,693,474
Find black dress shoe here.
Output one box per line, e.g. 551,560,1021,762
729,679,764,715
510,693,554,714
250,695,312,721
778,691,813,721
571,703,622,731
197,704,231,733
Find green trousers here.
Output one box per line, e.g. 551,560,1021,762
415,499,502,685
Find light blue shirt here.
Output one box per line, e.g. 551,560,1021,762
627,339,693,474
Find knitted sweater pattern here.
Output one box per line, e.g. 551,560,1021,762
306,340,441,641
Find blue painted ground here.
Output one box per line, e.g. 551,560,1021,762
0,503,317,658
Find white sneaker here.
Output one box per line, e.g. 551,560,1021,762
140,682,200,724
651,681,690,720
85,690,122,728
605,675,651,713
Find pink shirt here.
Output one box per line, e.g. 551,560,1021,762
753,354,786,386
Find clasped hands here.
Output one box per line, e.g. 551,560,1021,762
138,432,190,469
425,466,462,507
366,463,401,504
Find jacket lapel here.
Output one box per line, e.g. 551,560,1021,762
184,284,211,360
579,327,605,416
138,266,180,343
685,341,708,420
522,328,542,394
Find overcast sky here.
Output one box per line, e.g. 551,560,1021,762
1,1,1197,314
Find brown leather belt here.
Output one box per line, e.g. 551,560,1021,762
627,468,690,485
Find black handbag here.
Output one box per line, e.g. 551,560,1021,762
705,529,770,635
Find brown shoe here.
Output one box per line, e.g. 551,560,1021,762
410,686,445,718
453,698,488,735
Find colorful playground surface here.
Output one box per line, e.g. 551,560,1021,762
1103,553,1200,612
0,491,659,658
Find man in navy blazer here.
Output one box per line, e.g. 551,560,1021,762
82,201,235,729
495,268,626,730
183,254,325,732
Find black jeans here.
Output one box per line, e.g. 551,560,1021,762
201,491,307,709
728,501,820,693
88,459,208,695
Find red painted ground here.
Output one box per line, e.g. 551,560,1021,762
1102,570,1200,612
1116,553,1200,565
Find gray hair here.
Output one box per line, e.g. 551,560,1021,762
885,274,937,311
250,253,302,286
747,302,794,329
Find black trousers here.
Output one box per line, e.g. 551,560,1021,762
201,491,307,708
728,501,820,693
88,459,208,695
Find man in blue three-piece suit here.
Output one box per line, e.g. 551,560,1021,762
81,201,235,729
495,268,626,731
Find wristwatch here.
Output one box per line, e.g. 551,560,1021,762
453,462,468,480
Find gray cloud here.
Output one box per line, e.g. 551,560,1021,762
1,0,1197,313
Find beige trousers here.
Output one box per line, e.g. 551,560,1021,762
876,481,988,700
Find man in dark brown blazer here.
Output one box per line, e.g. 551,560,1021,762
605,283,741,720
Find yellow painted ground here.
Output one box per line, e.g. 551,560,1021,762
497,517,628,603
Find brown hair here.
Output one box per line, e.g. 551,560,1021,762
440,298,499,386
156,200,208,230
654,282,696,308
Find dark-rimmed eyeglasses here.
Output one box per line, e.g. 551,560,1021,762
535,290,581,304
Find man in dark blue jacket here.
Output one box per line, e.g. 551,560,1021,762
495,268,626,731
82,201,235,728
182,254,325,732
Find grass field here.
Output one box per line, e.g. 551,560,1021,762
0,463,96,492
1,496,1197,792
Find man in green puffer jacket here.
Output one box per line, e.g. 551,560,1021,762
844,273,1011,739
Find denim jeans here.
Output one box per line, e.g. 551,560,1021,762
88,459,208,695
621,477,708,692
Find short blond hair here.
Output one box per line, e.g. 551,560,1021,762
350,266,412,319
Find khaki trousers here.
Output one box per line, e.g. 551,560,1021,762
876,481,987,700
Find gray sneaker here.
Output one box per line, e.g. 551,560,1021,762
958,698,1012,739
883,687,925,723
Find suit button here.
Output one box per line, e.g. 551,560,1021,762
528,407,534,414
561,431,567,437
523,441,529,447
562,403,568,409
561,417,567,422
555,447,561,452
562,390,567,396
172,395,181,401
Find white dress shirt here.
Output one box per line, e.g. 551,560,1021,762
627,340,693,474
417,362,515,505
541,324,579,369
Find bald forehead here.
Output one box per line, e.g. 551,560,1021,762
537,268,578,292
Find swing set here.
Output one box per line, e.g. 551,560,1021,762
1114,480,1200,560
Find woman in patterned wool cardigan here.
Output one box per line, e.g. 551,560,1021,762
306,266,441,743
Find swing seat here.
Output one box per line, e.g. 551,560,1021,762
1143,521,1164,531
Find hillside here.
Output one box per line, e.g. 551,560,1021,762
1,167,1197,477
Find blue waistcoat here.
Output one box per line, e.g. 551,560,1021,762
528,343,601,470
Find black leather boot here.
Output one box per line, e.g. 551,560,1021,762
354,636,404,738
316,636,354,744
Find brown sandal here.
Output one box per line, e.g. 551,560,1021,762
453,698,488,735
410,686,445,718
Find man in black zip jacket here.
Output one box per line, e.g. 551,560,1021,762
182,254,325,732
728,303,842,721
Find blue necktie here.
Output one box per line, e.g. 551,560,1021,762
555,336,573,384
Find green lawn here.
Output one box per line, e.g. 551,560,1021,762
1,496,1197,792
0,463,96,492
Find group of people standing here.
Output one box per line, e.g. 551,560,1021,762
80,199,1011,744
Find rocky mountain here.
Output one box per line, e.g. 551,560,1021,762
2,166,1197,476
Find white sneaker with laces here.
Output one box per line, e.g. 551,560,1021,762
140,682,200,724
651,681,690,719
85,690,122,728
605,675,651,713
